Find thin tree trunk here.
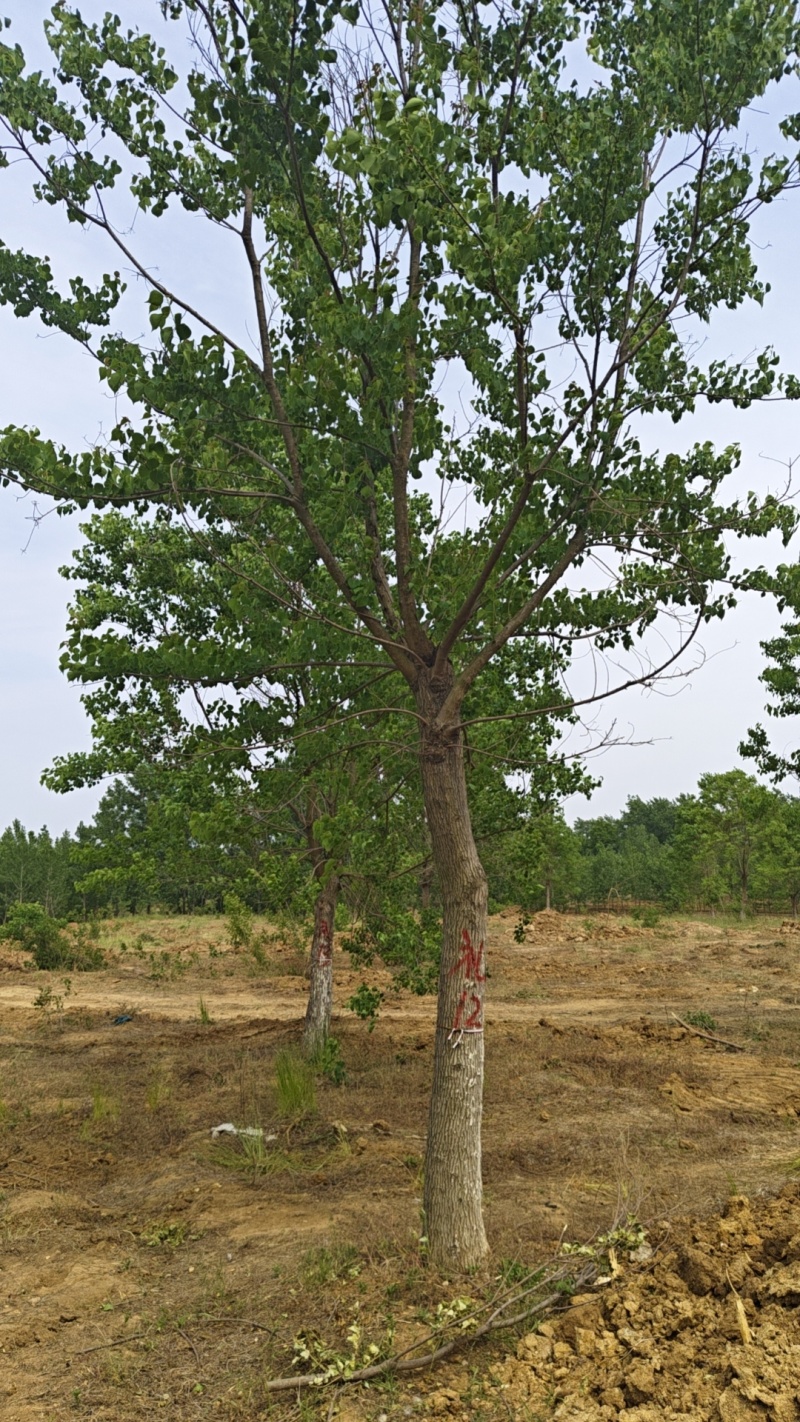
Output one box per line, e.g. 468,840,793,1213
545,878,552,911
302,873,339,1056
417,672,489,1272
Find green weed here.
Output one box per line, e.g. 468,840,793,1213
301,1242,361,1285
145,1069,171,1113
82,1087,120,1137
309,1035,346,1085
140,1221,188,1247
213,1131,295,1182
274,1049,316,1120
684,1010,717,1032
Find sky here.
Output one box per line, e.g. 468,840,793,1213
1,3,799,836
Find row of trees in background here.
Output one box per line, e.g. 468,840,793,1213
5,767,800,926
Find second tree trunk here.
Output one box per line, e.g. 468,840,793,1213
302,874,339,1055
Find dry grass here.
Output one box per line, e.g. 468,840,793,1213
1,910,799,1418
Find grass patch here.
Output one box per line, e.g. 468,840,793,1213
213,1131,294,1182
302,1242,361,1285
145,1068,172,1113
274,1049,317,1121
82,1086,120,1137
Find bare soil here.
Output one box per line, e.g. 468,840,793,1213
1,909,800,1421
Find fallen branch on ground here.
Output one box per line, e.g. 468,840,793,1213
264,1260,598,1395
74,1333,148,1356
670,1012,746,1053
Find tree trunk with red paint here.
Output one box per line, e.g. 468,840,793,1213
417,670,489,1272
302,874,339,1056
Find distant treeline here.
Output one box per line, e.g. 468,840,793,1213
3,767,799,925
487,769,800,919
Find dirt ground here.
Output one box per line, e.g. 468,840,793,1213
2,908,800,1421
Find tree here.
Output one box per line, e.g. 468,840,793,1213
742,562,800,786
0,819,76,919
574,798,676,903
2,0,799,1268
488,805,581,911
46,507,431,1052
673,770,781,918
49,505,585,1041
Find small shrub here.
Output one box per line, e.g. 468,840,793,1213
631,905,661,928
513,914,531,944
33,977,72,1022
310,1036,347,1086
684,1010,717,1033
2,903,104,971
224,893,253,950
147,949,187,982
345,983,384,1031
274,1049,316,1120
198,997,213,1025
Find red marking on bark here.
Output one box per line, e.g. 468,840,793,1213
450,929,485,1033
450,929,485,984
465,995,483,1029
317,918,333,968
452,989,483,1033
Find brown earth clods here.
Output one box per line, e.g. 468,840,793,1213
487,1186,800,1422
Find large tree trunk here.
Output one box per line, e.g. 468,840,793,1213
417,671,489,1272
302,873,339,1056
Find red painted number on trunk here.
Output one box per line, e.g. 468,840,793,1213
452,989,483,1032
450,929,485,1032
450,929,485,984
317,918,332,968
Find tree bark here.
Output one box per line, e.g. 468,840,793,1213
302,873,339,1056
420,857,433,911
417,669,489,1272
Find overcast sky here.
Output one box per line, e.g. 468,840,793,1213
1,3,799,836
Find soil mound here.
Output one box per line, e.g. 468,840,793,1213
521,909,649,945
490,1184,800,1421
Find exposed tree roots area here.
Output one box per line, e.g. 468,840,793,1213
2,910,800,1419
